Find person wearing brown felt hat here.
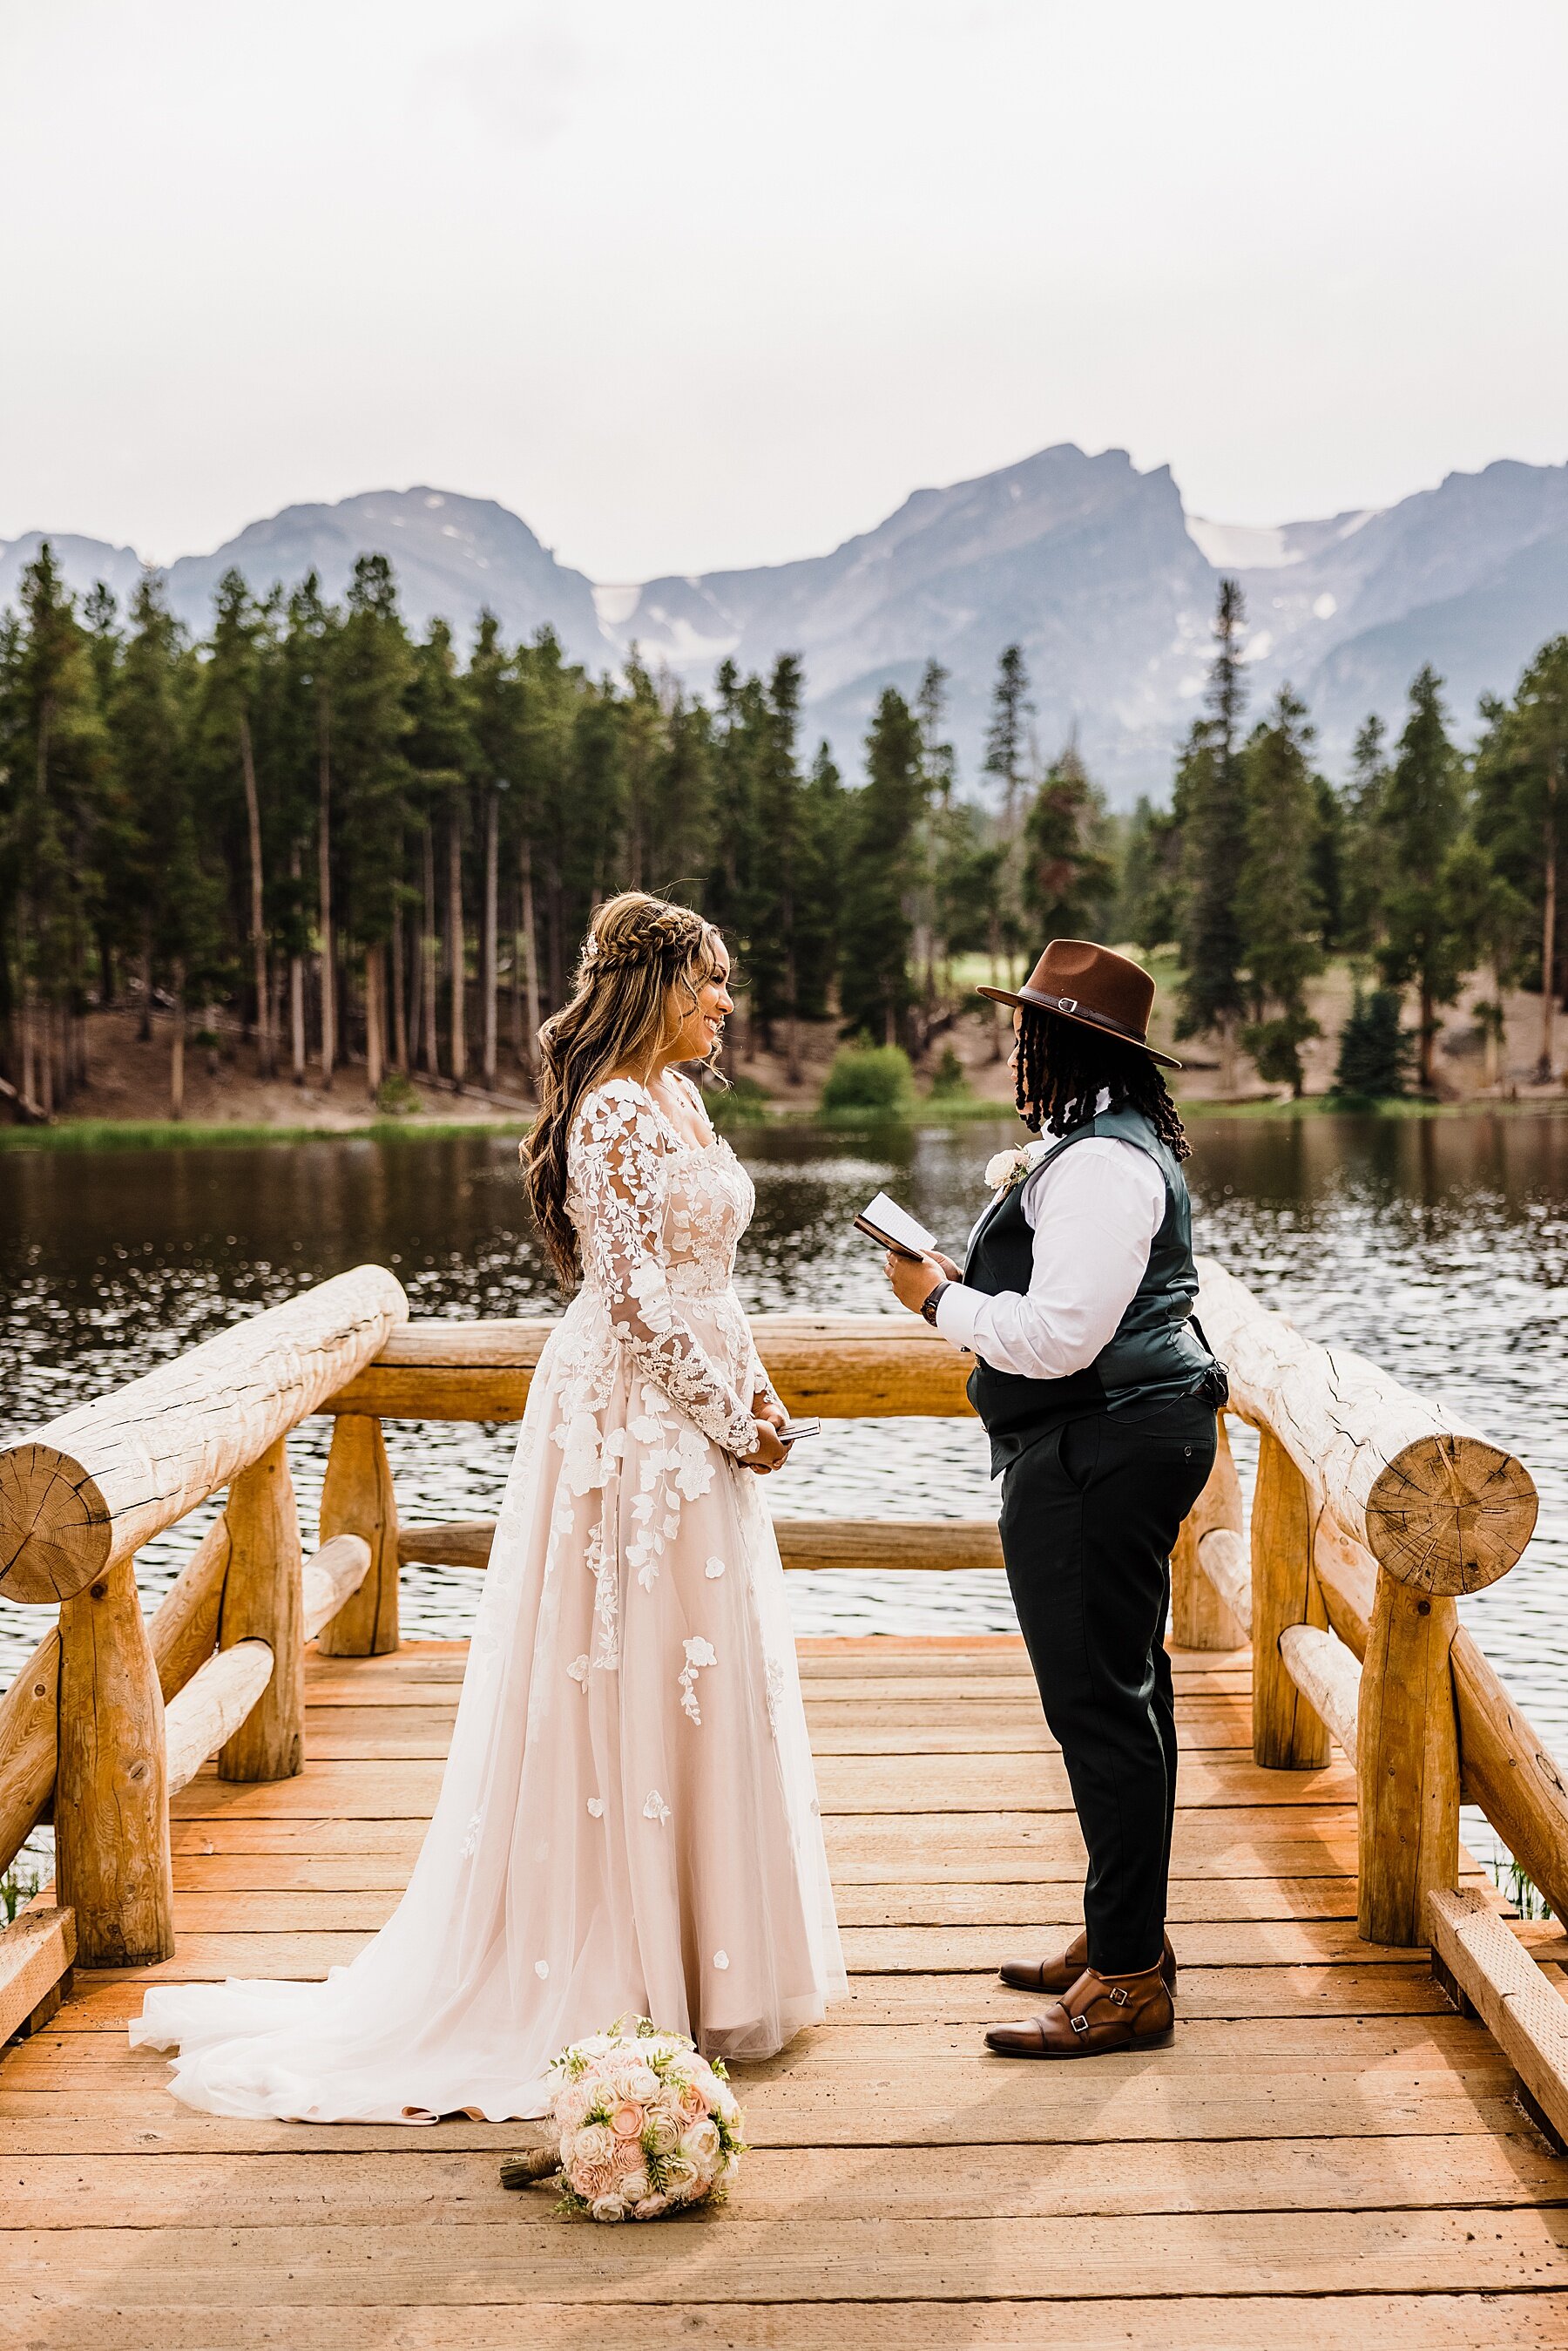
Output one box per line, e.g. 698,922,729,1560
884,939,1227,2058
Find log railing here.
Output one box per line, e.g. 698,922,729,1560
2,1263,1565,2152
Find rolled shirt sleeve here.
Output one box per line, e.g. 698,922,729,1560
932,1140,1166,1380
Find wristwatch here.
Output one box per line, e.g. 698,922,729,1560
921,1279,953,1328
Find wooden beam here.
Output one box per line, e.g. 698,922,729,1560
56,1556,173,1967
395,1515,1006,1575
1250,1428,1330,1771
165,1641,275,1799
216,1440,304,1784
1429,1886,1568,2151
1172,1415,1246,1650
1197,1258,1537,1595
1278,1623,1360,1758
0,1626,58,1880
317,1418,400,1656
0,1264,408,1608
302,1535,373,1642
325,1313,977,1424
1358,1580,1460,1948
1196,1527,1252,1638
148,1516,229,1703
0,1901,75,2043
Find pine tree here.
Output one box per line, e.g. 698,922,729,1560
1333,987,1413,1099
334,557,415,1095
1237,687,1323,1095
199,570,275,1074
1339,715,1394,956
1473,637,1568,1081
839,688,926,1045
1176,579,1248,1091
1019,742,1115,943
1118,796,1182,950
1376,666,1468,1092
408,616,475,1081
792,742,844,1021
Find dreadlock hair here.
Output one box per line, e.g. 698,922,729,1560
1013,1006,1191,1162
523,891,726,1287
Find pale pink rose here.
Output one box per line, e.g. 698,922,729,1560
634,2193,671,2219
569,2160,616,2203
610,2100,645,2140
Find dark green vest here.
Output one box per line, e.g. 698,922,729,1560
963,1103,1221,1469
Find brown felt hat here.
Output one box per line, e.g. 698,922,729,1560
977,938,1180,1070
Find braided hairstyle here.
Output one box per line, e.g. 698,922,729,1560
1014,1006,1190,1162
524,891,725,1284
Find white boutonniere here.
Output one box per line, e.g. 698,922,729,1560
983,1145,1035,1194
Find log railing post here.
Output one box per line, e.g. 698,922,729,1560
217,1437,304,1782
1357,1566,1461,1948
55,1557,174,1966
316,1414,400,1657
1171,1414,1246,1651
1250,1426,1331,1770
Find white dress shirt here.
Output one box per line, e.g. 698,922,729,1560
932,1104,1166,1380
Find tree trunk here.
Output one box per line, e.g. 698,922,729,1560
287,843,306,1084
482,788,499,1091
239,714,272,1077
448,814,467,1088
317,699,335,1087
1484,959,1503,1090
986,912,1004,1060
137,929,153,1042
364,945,384,1099
420,823,439,1077
1218,1011,1238,1097
1419,980,1436,1092
547,857,564,1007
169,960,186,1121
1536,762,1558,1084
519,837,541,1081
389,900,409,1074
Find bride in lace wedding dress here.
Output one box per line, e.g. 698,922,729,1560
132,891,845,2122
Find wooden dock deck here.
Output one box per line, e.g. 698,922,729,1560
6,1630,1568,2349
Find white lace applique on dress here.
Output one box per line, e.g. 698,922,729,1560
130,1071,844,2124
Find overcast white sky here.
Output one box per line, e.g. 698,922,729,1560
3,0,1565,579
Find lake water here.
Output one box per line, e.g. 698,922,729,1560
4,1109,1568,1880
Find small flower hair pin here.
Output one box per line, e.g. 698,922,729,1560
983,1144,1035,1194
582,932,602,965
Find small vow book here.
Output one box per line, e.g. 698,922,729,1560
780,1415,821,1444
854,1191,937,1262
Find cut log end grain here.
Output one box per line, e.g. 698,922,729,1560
0,1444,112,1606
1367,1435,1538,1596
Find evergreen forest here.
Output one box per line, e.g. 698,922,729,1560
2,545,1565,1118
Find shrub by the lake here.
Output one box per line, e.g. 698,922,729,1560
1332,988,1414,1101
820,1045,916,1118
927,1045,971,1100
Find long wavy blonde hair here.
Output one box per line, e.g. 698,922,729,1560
523,891,725,1285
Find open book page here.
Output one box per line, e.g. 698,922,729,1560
854,1191,937,1260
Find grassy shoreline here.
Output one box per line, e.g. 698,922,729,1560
4,1092,1567,1153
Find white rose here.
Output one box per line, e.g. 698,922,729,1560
618,2063,659,2104
662,2155,700,2201
571,2123,613,2169
618,2169,650,2203
984,1146,1030,1189
589,2195,627,2224
681,2118,720,2165
634,2193,671,2219
647,2108,682,2157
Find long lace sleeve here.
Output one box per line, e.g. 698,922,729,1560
747,1335,781,1412
575,1084,759,1458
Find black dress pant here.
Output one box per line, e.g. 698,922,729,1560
998,1394,1218,1975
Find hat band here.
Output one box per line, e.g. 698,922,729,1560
1024,988,1150,1048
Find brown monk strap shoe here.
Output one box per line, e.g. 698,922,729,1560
984,1961,1175,2059
998,1928,1176,1999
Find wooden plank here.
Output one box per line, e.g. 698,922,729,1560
8,2207,1568,2300
0,1904,75,2043
165,1756,1359,1819
1430,1886,1568,2148
10,2131,1565,2230
4,2298,1565,2351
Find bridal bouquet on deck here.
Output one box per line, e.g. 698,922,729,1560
510,2017,746,2222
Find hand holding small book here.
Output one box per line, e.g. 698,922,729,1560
855,1190,960,1318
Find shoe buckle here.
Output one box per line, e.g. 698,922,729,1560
1108,1985,1130,2007
1070,2011,1089,2033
